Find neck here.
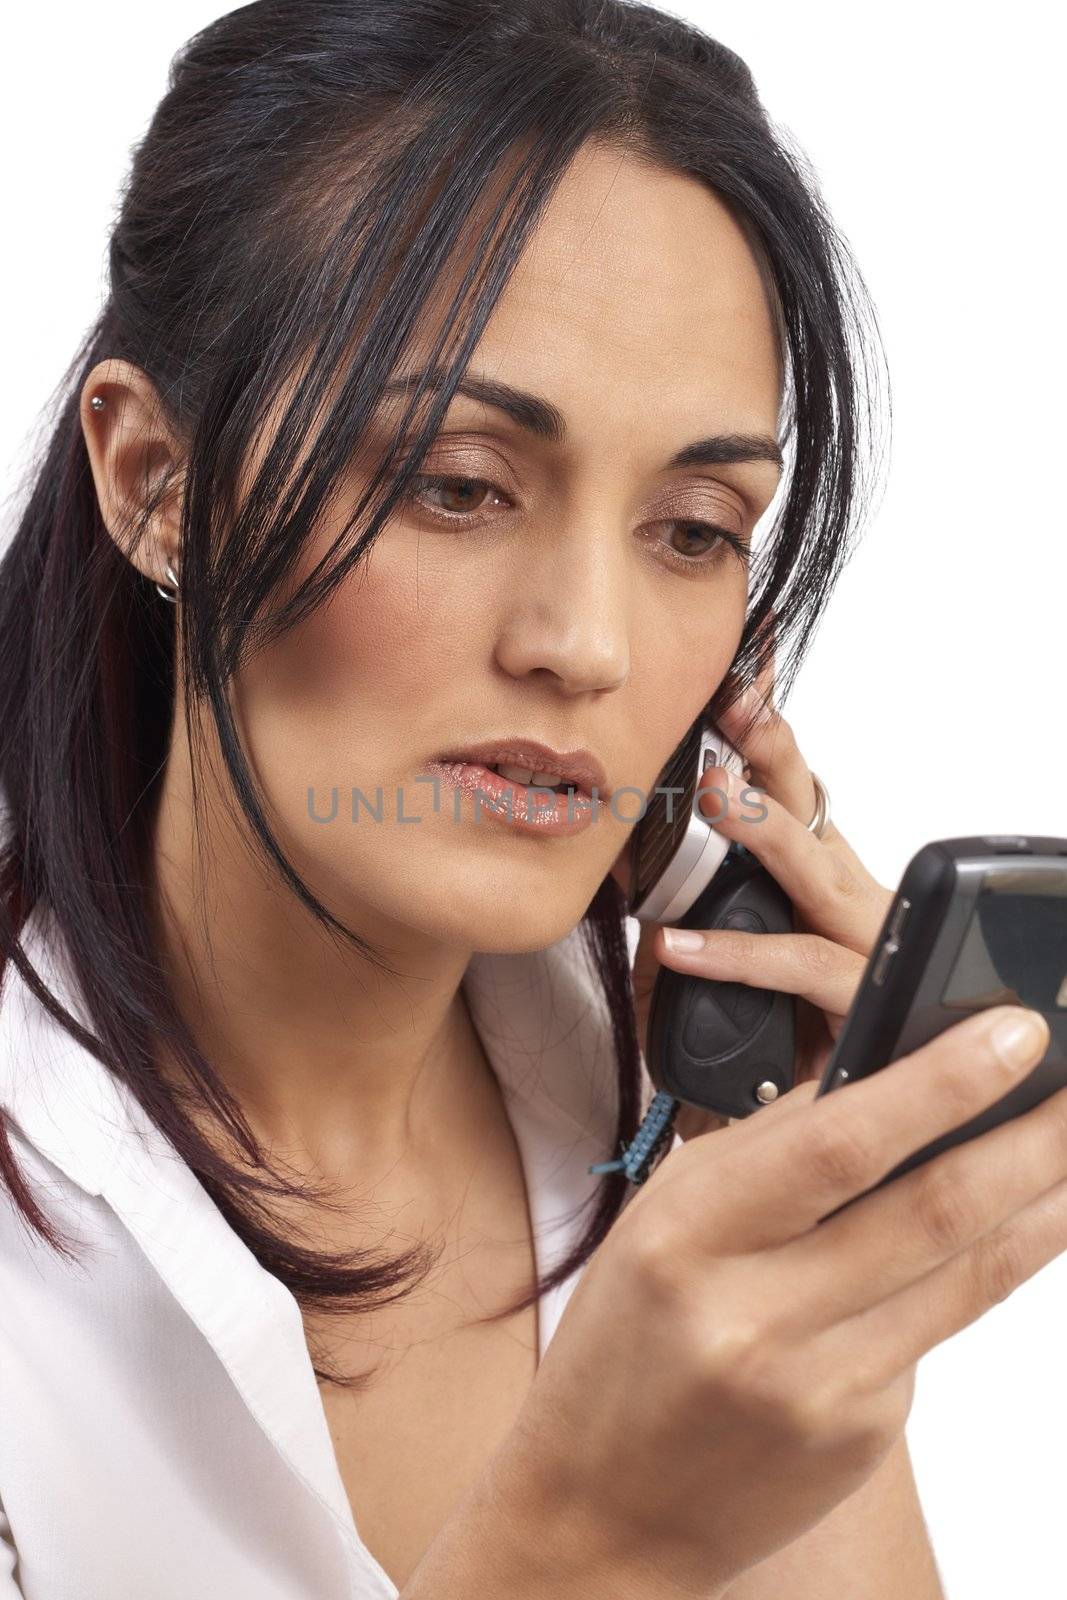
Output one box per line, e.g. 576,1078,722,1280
146,715,497,1191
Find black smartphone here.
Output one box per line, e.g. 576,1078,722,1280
816,835,1067,1194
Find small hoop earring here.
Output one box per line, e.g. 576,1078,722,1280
155,560,180,603
90,395,106,411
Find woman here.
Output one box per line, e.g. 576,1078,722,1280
0,2,1058,1596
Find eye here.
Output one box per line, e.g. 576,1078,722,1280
404,473,508,519
400,472,750,575
650,519,751,574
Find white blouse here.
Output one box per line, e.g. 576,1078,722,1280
0,902,669,1599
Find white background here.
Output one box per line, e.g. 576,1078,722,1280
2,3,1065,1595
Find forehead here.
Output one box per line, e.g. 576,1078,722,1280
428,141,784,457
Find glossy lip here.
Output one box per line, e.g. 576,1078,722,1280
423,758,602,836
428,739,611,800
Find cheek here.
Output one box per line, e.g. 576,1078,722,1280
231,530,480,793
633,584,746,781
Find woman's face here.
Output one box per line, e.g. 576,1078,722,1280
230,141,784,955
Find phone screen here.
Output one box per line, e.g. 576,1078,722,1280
941,865,1067,1014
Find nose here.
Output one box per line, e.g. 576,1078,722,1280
492,513,632,695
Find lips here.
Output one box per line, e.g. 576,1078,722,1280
432,740,611,800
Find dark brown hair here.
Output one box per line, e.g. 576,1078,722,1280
0,0,887,1386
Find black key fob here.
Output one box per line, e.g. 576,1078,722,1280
645,843,797,1120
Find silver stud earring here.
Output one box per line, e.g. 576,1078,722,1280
90,395,106,411
155,559,180,603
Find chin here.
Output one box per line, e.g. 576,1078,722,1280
320,855,597,956
437,891,593,956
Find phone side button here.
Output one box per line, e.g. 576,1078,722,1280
887,897,911,942
872,938,900,987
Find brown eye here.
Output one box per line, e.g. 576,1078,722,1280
671,522,721,557
652,519,750,574
407,474,505,518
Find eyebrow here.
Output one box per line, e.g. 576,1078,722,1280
380,368,784,473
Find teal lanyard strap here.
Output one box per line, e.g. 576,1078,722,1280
588,1090,680,1186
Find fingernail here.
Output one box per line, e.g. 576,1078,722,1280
663,928,705,952
990,1009,1049,1070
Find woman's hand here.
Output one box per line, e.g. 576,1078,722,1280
626,654,893,1143
493,1001,1055,1599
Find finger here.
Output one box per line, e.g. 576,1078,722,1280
666,1005,1051,1252
694,768,889,956
654,926,866,1019
828,1169,1067,1386
671,1076,822,1145
715,663,878,887
716,680,823,829
715,639,830,836
774,1068,1067,1331
649,1077,823,1179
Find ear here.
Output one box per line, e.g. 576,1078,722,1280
80,358,186,591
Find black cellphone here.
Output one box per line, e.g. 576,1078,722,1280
816,835,1067,1194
